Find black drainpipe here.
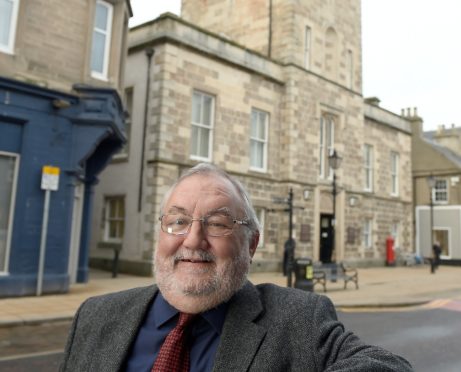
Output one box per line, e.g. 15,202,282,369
138,47,154,212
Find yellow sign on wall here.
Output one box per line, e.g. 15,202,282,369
41,166,60,191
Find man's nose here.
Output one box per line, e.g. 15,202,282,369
183,219,209,249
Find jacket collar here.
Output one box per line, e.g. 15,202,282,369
94,285,159,371
95,282,265,372
212,281,266,372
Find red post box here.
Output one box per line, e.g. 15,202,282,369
386,236,395,266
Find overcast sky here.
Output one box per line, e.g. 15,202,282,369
129,0,461,132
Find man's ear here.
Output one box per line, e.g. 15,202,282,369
249,231,260,258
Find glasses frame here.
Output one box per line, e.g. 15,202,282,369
159,213,249,237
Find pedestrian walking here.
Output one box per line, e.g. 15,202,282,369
432,241,442,273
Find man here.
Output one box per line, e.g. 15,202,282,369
61,163,413,371
432,241,442,273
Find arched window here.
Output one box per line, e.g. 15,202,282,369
324,27,339,80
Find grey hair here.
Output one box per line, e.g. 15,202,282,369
160,163,260,239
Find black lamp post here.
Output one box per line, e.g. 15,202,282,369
328,149,342,263
286,188,294,287
426,175,436,273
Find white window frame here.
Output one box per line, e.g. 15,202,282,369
304,26,311,69
90,0,113,80
319,115,335,179
391,222,400,249
433,179,448,204
391,152,399,196
103,196,125,243
0,151,20,274
364,144,373,192
255,207,265,248
0,0,20,54
190,90,214,161
250,108,269,172
362,219,373,250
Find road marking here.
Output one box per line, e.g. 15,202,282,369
0,349,63,362
423,299,453,309
423,299,461,312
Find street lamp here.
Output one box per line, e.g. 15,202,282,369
426,175,436,273
273,189,295,287
328,149,342,263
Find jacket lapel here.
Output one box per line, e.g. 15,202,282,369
90,285,159,371
212,281,266,372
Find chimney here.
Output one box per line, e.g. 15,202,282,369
365,97,381,106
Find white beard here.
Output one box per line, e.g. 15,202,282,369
154,247,250,313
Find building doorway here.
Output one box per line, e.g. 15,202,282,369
434,229,450,258
320,214,334,263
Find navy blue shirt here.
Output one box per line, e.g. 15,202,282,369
125,292,228,372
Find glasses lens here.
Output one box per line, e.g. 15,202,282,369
162,214,191,235
205,214,234,236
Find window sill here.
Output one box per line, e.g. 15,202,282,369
0,47,14,55
98,241,122,251
90,72,109,82
249,166,267,173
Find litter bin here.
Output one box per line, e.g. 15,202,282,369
294,258,314,291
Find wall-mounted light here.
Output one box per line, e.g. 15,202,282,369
349,196,358,207
303,189,310,200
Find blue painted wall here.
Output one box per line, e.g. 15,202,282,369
0,77,126,297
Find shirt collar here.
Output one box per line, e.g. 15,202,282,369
153,292,229,335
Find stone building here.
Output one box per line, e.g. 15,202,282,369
90,0,413,275
0,0,132,297
411,116,461,264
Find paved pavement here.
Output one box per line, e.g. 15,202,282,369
1,264,460,327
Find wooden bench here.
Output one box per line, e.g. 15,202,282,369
313,262,359,292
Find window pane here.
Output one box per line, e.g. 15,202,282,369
434,180,448,202
95,3,108,30
250,141,257,167
109,222,117,238
251,112,258,138
190,125,199,155
0,0,13,46
250,109,268,170
0,154,16,271
192,93,201,123
118,199,125,217
258,112,266,138
251,141,263,168
105,196,124,241
198,127,210,157
202,95,212,126
190,91,213,159
91,31,105,73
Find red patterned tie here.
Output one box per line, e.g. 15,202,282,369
152,312,196,372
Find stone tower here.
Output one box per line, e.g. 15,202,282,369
181,0,362,92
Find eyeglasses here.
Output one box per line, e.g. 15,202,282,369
159,212,249,237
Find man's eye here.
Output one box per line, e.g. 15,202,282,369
174,218,188,225
208,221,226,227
207,216,231,228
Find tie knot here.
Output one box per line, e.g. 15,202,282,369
177,312,196,329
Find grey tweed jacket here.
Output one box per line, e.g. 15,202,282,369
60,281,413,371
